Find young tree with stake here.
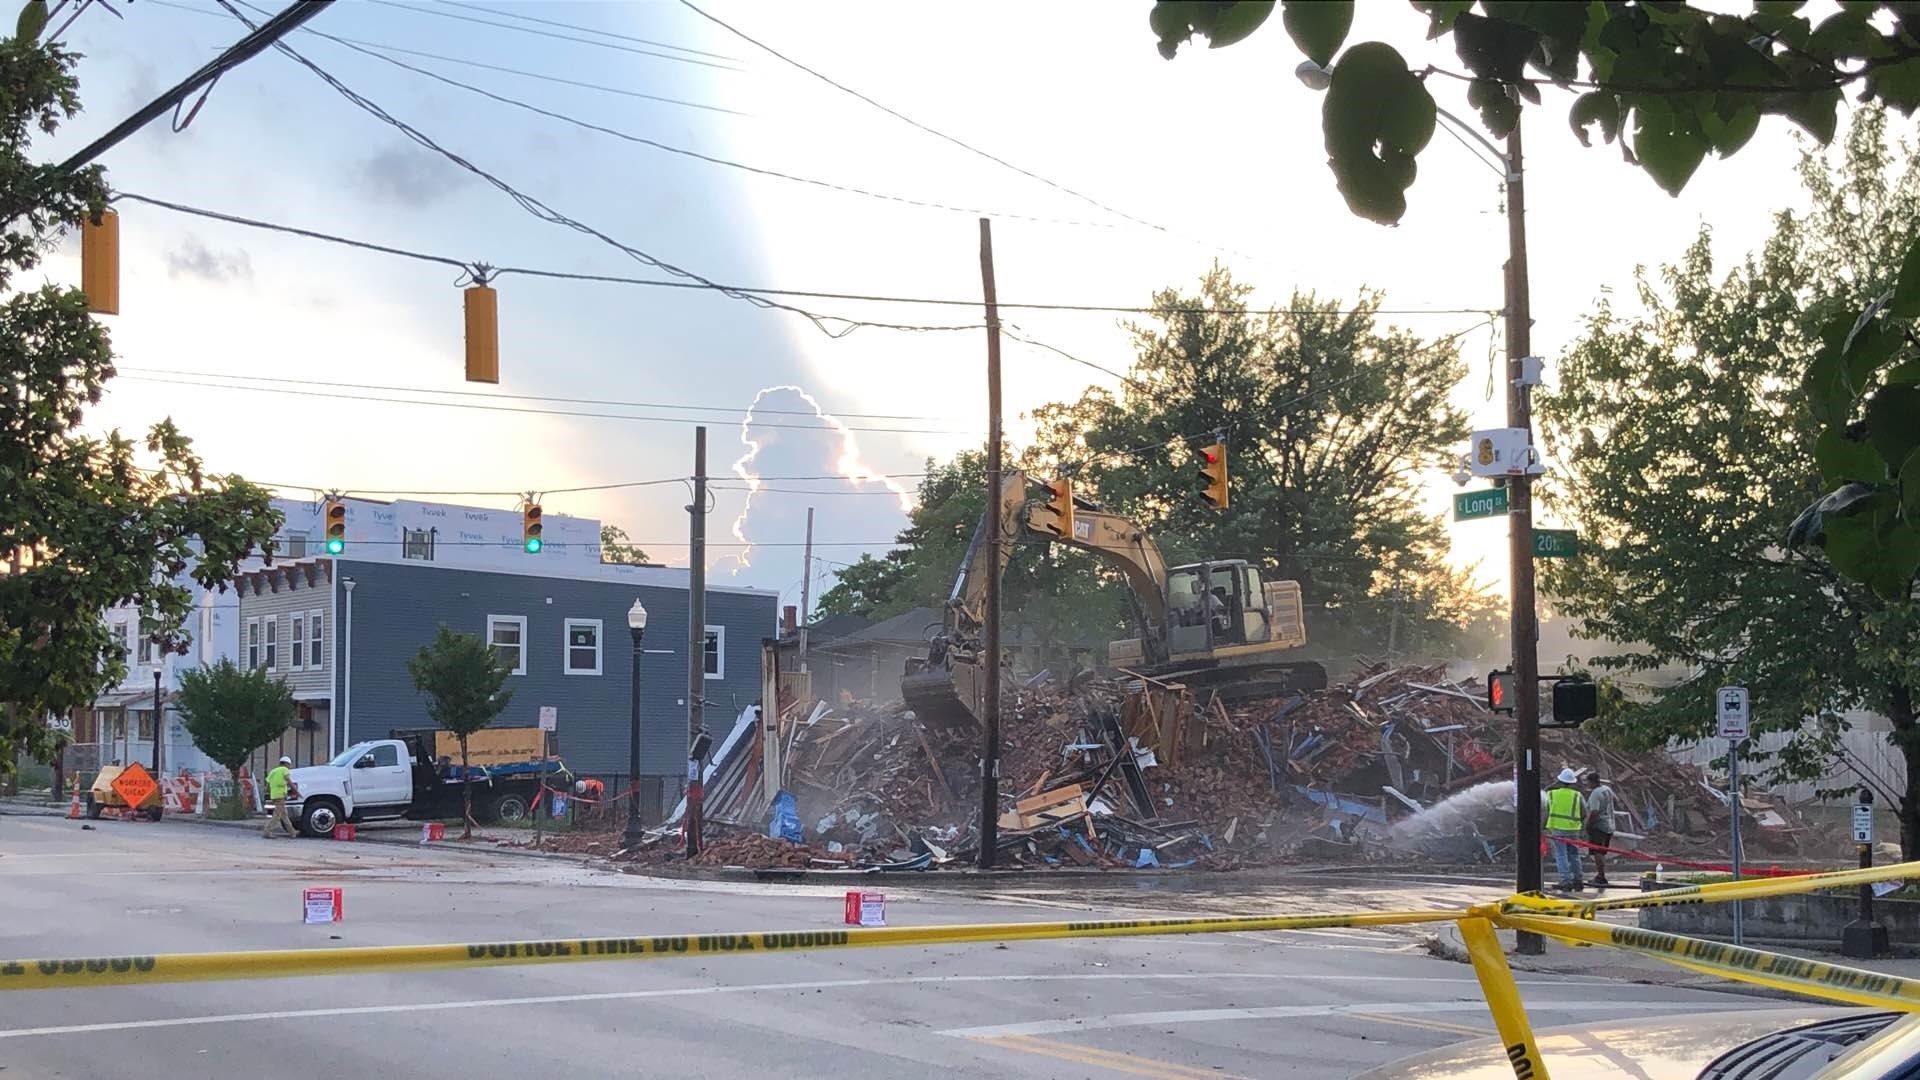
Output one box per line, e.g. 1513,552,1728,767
407,626,513,840
173,659,294,819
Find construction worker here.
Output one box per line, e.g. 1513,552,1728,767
263,755,299,839
1585,772,1618,887
1545,766,1586,891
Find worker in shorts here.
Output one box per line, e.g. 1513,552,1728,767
1584,771,1618,887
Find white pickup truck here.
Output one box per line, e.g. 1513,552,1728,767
283,733,550,838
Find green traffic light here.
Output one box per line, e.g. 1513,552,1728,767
324,538,344,555
524,538,542,554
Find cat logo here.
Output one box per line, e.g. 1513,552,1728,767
1477,437,1496,466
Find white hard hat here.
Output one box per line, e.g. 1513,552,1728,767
279,756,293,765
1556,767,1578,784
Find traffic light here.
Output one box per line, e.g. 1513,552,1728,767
1548,678,1598,728
1037,476,1075,538
322,497,346,555
465,283,498,383
81,207,118,315
1195,442,1228,510
1487,668,1516,714
522,501,543,553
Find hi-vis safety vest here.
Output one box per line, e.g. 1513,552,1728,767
1546,787,1584,832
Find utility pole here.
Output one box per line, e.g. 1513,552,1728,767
688,425,708,814
798,506,814,671
977,217,1004,869
1504,116,1544,953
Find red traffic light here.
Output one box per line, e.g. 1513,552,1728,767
1487,669,1516,713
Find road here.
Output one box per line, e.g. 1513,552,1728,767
1,814,1795,1078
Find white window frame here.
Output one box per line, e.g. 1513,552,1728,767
264,617,277,671
703,625,725,680
136,624,153,665
289,613,305,672
308,609,324,669
246,618,260,670
562,618,602,676
487,615,528,676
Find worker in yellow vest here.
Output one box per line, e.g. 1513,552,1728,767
1545,767,1586,891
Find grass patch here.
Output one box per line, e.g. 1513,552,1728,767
207,795,252,820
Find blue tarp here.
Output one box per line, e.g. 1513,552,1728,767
768,789,803,843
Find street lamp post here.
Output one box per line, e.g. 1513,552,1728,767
623,598,648,848
1299,63,1544,951
151,666,163,777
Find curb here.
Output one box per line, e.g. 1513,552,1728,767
156,812,587,861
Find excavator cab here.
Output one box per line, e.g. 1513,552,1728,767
1166,560,1269,654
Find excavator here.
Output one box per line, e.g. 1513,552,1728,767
901,471,1328,728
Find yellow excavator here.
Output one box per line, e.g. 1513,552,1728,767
901,471,1328,728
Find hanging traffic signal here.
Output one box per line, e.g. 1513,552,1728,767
522,501,543,553
1037,476,1075,538
322,497,346,555
1487,668,1516,714
465,282,499,384
81,207,118,315
1195,442,1228,510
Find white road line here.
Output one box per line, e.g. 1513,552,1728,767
941,1000,1722,1039
0,972,1678,1040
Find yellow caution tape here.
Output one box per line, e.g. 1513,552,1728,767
0,908,1458,991
1458,918,1553,1080
1498,913,1920,1013
1499,858,1920,918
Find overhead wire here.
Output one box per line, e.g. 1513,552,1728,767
362,0,746,71
432,0,741,62
144,0,743,116
214,0,981,340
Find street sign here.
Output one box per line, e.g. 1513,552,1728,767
1533,529,1580,558
1716,686,1750,741
538,705,557,732
111,762,157,809
1854,803,1875,844
1454,487,1509,521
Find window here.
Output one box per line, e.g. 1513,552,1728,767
402,528,434,561
284,534,307,558
136,627,153,664
264,618,277,671
703,626,724,680
309,610,323,668
487,615,527,675
564,619,601,675
289,614,305,671
369,744,400,768
246,619,260,670
135,710,154,742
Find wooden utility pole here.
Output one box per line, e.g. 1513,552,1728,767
798,507,814,671
687,426,708,850
1504,118,1544,952
977,218,1004,869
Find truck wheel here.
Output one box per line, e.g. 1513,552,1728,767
300,798,344,839
85,795,103,820
491,793,529,823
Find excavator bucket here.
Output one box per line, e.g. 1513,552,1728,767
901,657,985,731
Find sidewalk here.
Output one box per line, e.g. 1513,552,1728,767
0,793,65,817
1425,917,1920,999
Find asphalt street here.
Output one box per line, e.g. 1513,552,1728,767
1,814,1806,1078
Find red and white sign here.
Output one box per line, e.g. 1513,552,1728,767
843,890,885,927
333,823,357,841
302,887,343,924
420,822,446,844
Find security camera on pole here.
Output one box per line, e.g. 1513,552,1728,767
1716,686,1750,946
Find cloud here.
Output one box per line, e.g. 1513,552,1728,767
358,146,452,208
164,236,251,282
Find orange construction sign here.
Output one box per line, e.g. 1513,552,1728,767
111,762,159,809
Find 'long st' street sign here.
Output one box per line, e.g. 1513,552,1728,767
1453,488,1509,521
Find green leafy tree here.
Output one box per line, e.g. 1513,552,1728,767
599,523,650,565
406,626,513,838
0,35,280,774
1539,109,1920,852
174,659,294,816
1149,0,1920,608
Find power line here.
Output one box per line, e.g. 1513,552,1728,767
216,2,980,341
362,0,745,71
114,365,948,421
112,373,981,435
145,0,744,116
432,0,740,62
121,191,1493,319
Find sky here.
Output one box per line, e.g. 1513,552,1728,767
37,0,1834,616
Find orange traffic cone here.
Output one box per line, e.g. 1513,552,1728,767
66,778,82,819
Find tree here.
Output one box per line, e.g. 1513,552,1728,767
1538,108,1920,853
174,659,294,816
406,626,513,838
0,35,280,773
1148,0,1920,606
599,524,650,565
